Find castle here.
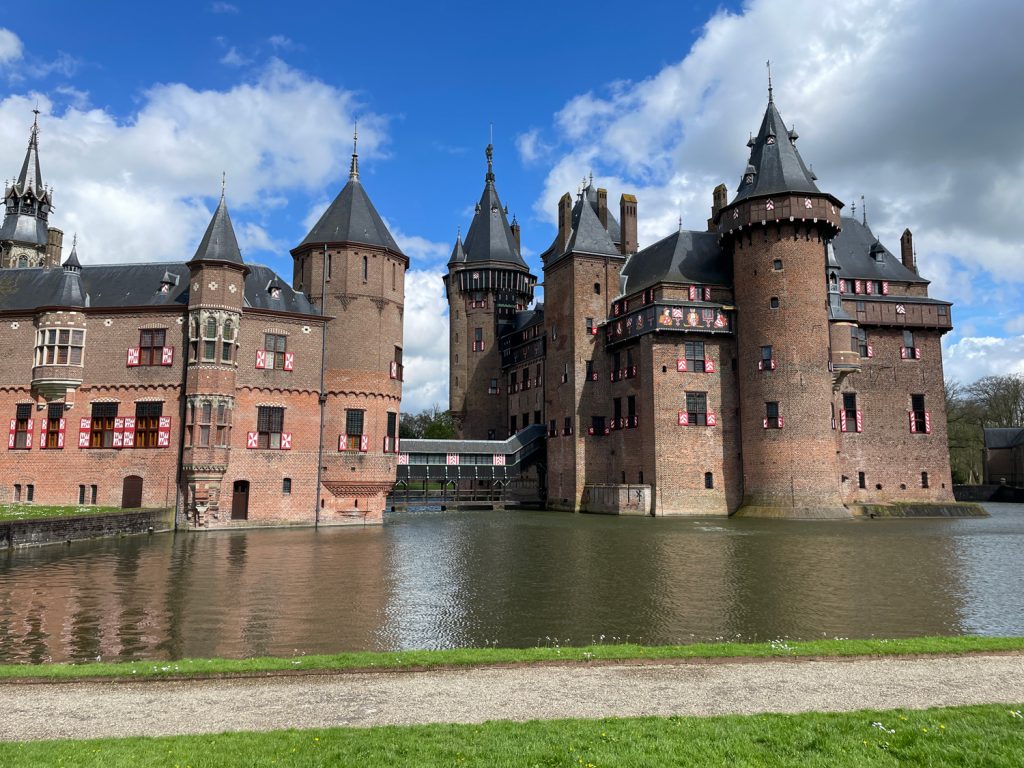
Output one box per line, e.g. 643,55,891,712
447,88,957,517
0,117,406,526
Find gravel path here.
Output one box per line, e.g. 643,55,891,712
2,655,1023,742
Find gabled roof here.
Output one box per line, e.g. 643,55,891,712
832,217,927,284
191,195,244,265
985,428,1024,450
618,229,729,297
732,92,820,204
460,144,527,269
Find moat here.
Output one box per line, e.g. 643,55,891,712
2,503,1023,664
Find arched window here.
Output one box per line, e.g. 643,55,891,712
221,319,235,363
202,315,218,361
594,282,601,295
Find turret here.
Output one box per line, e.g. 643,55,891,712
1,112,56,269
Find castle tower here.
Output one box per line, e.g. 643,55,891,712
182,190,248,524
1,113,60,269
445,144,535,439
290,130,407,520
715,86,848,518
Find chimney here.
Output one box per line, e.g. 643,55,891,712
596,187,608,229
619,194,637,255
708,184,728,230
46,228,64,269
510,216,521,253
900,229,915,273
557,192,573,254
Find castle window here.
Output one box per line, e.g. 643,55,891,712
765,401,780,429
902,330,919,359
257,406,286,450
585,317,594,335
851,327,869,357
135,401,164,448
79,484,86,504
594,283,601,295
90,402,118,448
563,416,573,436
841,393,862,433
684,341,705,372
216,402,231,447
264,334,288,369
858,471,866,489
760,345,774,370
13,484,20,502
283,478,292,495
90,485,98,504
222,320,236,363
910,394,928,434
26,484,34,502
627,395,637,428
198,401,213,447
921,471,929,489
36,328,84,366
17,255,28,268
534,410,541,425
344,409,364,450
770,297,780,309
362,255,368,282
510,415,517,434
203,316,218,361
548,419,556,437
773,259,783,271
139,329,167,367
705,472,714,489
11,403,32,449
685,392,708,426
44,403,63,448
385,412,398,452
473,327,484,352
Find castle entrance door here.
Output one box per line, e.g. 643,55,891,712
231,481,250,520
121,476,143,508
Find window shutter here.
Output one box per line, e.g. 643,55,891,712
865,281,873,295
255,349,267,369
157,416,171,447
127,347,140,367
57,418,66,449
39,418,47,450
398,452,409,465
360,434,369,452
678,411,689,426
284,352,294,371
493,454,505,466
840,411,848,432
24,418,32,449
763,418,769,429
79,417,91,447
924,411,932,434
703,287,711,301
900,347,908,359
881,281,889,295
909,411,917,433
8,418,15,449
447,453,459,465
281,432,293,450
704,359,716,373
390,361,398,379
688,285,697,301
839,279,847,293
915,347,921,359
676,358,687,372
587,426,595,436
161,346,174,366
758,359,764,370
778,417,784,429
856,411,864,433
866,344,874,358
123,416,136,448
854,280,862,294
247,431,259,449
707,411,717,427
113,417,125,448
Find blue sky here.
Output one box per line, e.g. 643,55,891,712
2,0,1023,411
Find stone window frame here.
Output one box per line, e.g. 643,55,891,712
34,326,85,367
685,391,708,426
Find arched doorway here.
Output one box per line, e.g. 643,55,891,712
121,475,143,508
231,480,250,520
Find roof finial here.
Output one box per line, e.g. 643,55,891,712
678,214,683,231
861,194,867,226
349,121,360,181
485,139,494,183
72,232,77,249
766,59,773,102
457,225,461,239
850,198,856,218
589,170,593,186
221,171,226,199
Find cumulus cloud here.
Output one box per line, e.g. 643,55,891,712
401,270,450,413
945,336,1024,383
220,47,251,67
515,128,551,164
531,0,1024,383
0,28,23,65
210,2,239,13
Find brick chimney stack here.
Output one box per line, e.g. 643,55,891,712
45,228,64,269
708,184,728,230
900,229,916,273
619,193,637,255
596,188,608,229
557,193,573,254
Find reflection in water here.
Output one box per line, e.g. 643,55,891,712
1,504,1023,663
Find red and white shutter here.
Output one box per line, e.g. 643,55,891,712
678,411,689,426
161,346,174,366
255,349,267,369
126,347,140,367
79,417,91,448
339,434,348,451
915,347,921,359
283,352,294,371
280,432,293,450
688,285,697,301
854,280,863,294
909,412,917,433
112,417,124,448
763,418,769,429
123,416,136,448
866,344,874,358
397,453,409,465
758,359,764,370
855,410,864,433
707,412,717,427
676,358,687,372
924,411,932,434
494,454,506,466
446,453,459,465
39,418,47,450
7,418,15,449
865,280,873,295
390,361,398,379
157,416,171,447
359,434,369,452
900,347,908,359
23,418,32,448
770,359,777,370
839,279,847,293
57,418,66,449
703,287,712,301
704,359,716,373
881,281,890,295
778,417,785,429
840,410,848,432
247,431,259,449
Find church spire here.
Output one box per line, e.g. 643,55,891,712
17,109,45,195
349,123,359,181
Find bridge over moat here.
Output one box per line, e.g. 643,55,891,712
391,424,546,509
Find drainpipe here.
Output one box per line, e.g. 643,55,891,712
315,243,328,527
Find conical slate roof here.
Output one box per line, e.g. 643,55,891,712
1,115,51,247
732,92,820,204
16,116,45,195
448,232,466,265
460,144,527,268
191,195,244,265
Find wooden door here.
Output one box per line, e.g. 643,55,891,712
231,481,249,520
121,475,143,508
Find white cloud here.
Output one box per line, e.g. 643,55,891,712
515,128,550,164
220,47,251,67
0,28,23,65
944,336,1024,384
401,270,450,413
268,35,295,50
387,222,450,266
211,2,239,13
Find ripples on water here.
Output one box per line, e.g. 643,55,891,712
1,503,1023,663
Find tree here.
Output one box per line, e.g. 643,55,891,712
945,373,1024,484
399,404,457,440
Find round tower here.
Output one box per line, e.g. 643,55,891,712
717,87,848,518
444,144,535,439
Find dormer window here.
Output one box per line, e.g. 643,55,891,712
266,280,282,299
766,136,775,145
159,271,178,294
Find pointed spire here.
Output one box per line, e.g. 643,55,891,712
191,192,244,265
766,59,773,103
861,195,867,226
63,233,81,272
448,227,466,265
221,171,226,199
485,142,494,184
349,122,360,181
17,109,45,195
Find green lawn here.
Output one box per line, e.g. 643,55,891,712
0,504,137,522
2,704,1023,767
1,635,1022,682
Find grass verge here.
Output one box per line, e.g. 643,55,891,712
0,505,145,522
2,704,1023,767
2,635,1023,682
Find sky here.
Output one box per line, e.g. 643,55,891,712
2,0,1023,412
